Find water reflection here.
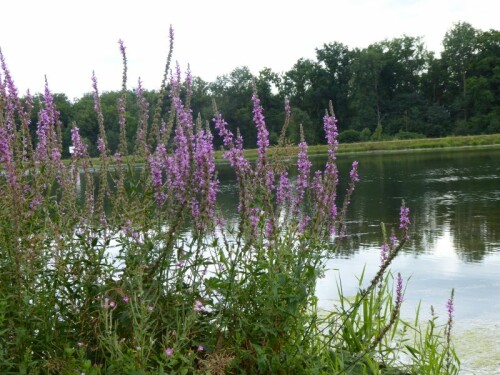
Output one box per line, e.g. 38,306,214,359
79,148,500,262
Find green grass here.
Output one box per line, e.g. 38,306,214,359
75,133,500,167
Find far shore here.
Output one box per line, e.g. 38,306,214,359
67,133,500,166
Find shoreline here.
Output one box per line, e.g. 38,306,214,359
68,133,500,167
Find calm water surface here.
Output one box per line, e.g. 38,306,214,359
218,147,500,373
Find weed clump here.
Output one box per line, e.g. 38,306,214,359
0,29,458,374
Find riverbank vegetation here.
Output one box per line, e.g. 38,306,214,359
1,27,460,373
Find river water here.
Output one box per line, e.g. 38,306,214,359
216,146,500,373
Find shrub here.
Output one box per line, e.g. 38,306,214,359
0,29,459,374
371,122,384,141
360,127,372,141
338,129,362,143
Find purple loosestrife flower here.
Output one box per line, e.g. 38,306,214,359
71,127,87,158
43,77,60,133
213,113,251,178
252,92,269,177
0,49,20,134
389,229,397,248
0,127,18,189
160,119,167,137
298,215,311,234
172,122,189,197
350,161,360,183
265,218,273,239
399,203,411,232
34,78,61,164
338,161,360,238
185,64,193,102
193,128,219,226
169,71,195,202
447,295,454,316
29,196,43,211
395,273,404,306
97,137,106,153
92,72,107,155
311,170,324,201
0,128,13,165
118,39,127,90
117,95,126,133
320,114,340,222
323,113,339,159
213,113,233,148
191,198,200,219
380,243,389,265
284,97,291,119
294,141,312,210
276,171,291,207
148,145,167,206
92,72,101,114
265,170,275,192
0,49,19,101
135,78,149,155
35,110,50,162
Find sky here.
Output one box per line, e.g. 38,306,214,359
0,0,498,100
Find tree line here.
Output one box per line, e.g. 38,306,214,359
24,22,499,157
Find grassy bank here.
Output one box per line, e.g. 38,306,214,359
80,133,500,166
289,133,500,158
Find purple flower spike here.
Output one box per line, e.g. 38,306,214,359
447,296,454,316
395,273,404,306
349,161,360,183
284,97,291,119
71,127,87,158
277,172,291,207
380,243,389,265
399,203,411,232
252,92,269,176
295,141,311,210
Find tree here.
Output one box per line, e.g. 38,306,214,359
441,22,479,122
209,67,255,147
315,42,353,125
348,45,385,131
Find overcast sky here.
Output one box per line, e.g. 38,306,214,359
1,0,498,100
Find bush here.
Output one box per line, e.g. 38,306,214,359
338,129,362,143
371,122,384,141
0,31,459,374
360,127,372,141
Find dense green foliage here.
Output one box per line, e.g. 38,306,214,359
20,22,499,157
